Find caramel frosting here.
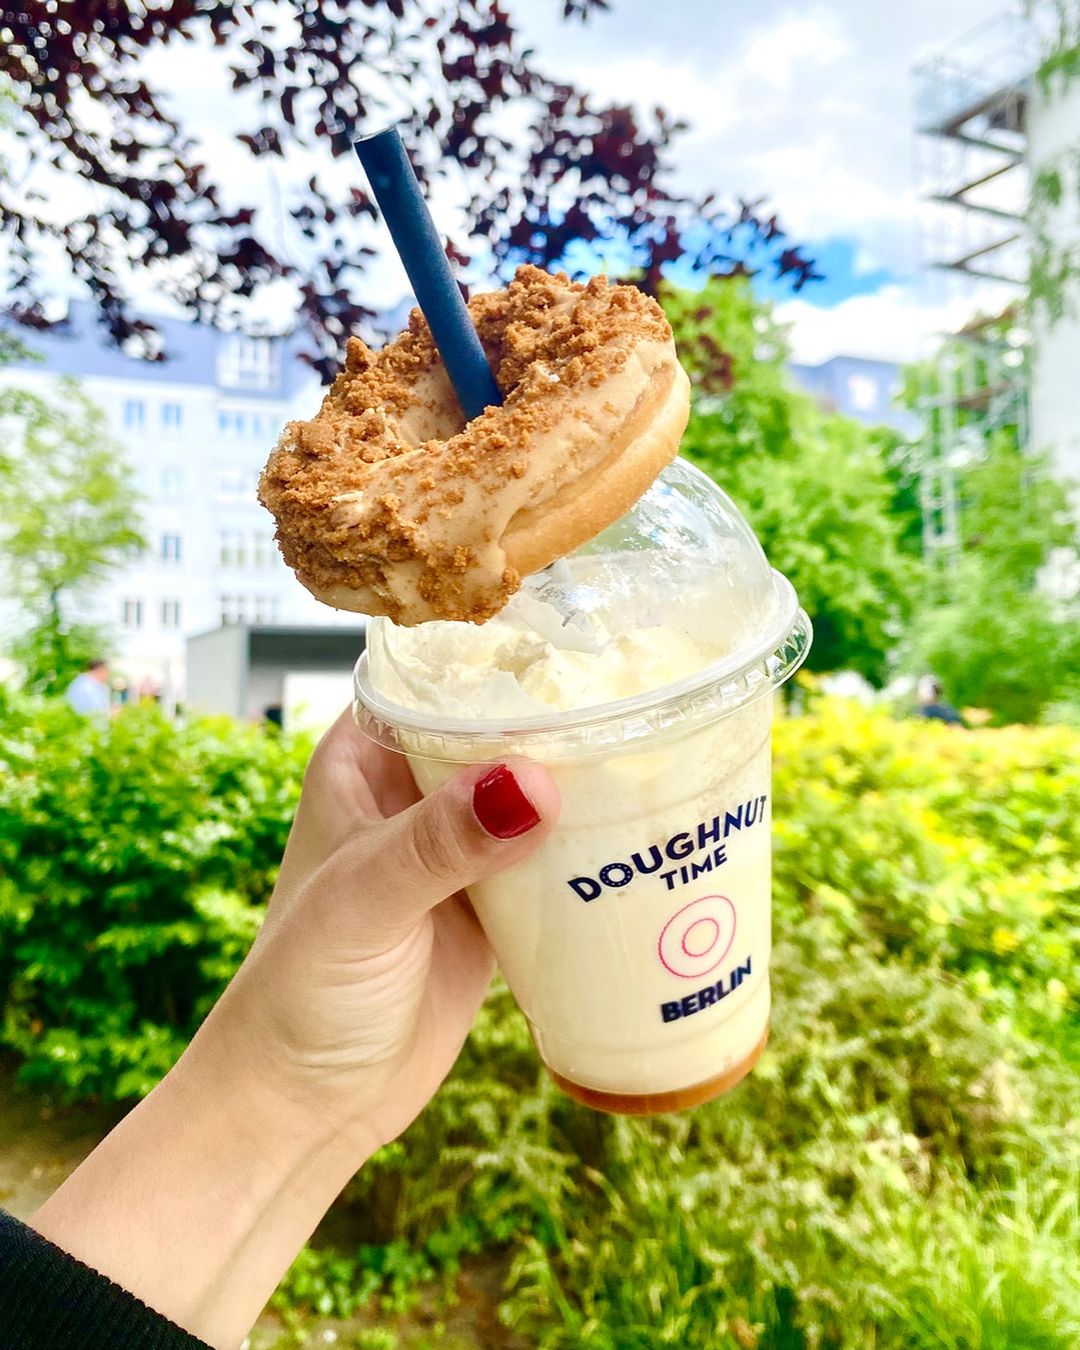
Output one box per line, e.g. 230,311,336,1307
259,265,691,624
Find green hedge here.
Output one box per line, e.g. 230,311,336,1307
0,689,308,1099
1,688,1077,1348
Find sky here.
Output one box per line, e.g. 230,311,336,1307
9,0,1029,368
508,0,1017,363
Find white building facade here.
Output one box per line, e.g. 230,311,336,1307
1029,74,1080,492
1,304,361,705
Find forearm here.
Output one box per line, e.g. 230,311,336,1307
31,1003,375,1349
24,731,553,1347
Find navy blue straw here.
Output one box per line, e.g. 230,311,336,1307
355,127,503,422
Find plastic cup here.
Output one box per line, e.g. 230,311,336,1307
353,459,811,1114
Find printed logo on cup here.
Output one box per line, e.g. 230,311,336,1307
657,894,737,980
658,895,753,1026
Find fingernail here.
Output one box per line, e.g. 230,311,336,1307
473,764,542,840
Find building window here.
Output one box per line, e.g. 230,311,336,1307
123,399,145,429
160,532,182,563
249,413,277,440
161,466,184,499
121,597,144,629
219,334,277,391
219,594,281,626
253,595,281,624
215,467,253,502
161,599,181,629
161,402,183,429
219,529,246,568
846,374,879,413
252,533,274,568
239,338,272,382
217,409,247,436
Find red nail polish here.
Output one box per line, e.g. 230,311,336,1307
473,764,541,840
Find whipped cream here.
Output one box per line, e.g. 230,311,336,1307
364,539,775,722
368,608,721,720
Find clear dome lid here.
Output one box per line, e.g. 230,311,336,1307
514,454,782,657
355,458,811,760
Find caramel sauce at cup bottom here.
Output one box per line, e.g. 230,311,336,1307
548,1029,768,1116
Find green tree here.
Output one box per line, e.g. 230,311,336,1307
664,279,922,684
0,378,145,693
905,433,1080,722
898,317,1080,723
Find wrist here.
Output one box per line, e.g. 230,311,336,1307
182,976,384,1167
35,1003,378,1350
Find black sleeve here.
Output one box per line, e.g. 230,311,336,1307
0,1210,213,1349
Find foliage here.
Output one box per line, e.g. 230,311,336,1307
0,326,36,368
908,571,1079,725
0,2,813,378
665,280,922,684
1033,0,1080,97
1,694,1077,1347
0,692,309,1099
772,697,1079,1053
898,327,1080,723
0,378,145,693
1029,1,1080,323
897,321,1027,465
273,1240,436,1320
0,73,36,369
904,431,1080,723
949,433,1074,585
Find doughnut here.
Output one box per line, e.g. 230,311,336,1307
258,264,691,625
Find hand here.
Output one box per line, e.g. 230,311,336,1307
32,708,559,1348
209,707,561,1147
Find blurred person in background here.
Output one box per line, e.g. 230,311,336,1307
64,659,112,720
137,677,162,705
916,675,965,727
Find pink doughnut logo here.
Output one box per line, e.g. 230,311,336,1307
657,895,737,980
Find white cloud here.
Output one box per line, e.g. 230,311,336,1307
521,0,998,361
742,8,851,90
546,8,931,257
775,284,976,365
548,55,740,144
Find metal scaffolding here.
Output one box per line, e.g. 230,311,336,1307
913,10,1035,565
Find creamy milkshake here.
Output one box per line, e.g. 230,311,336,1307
355,459,810,1113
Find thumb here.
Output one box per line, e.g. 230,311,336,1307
351,759,560,930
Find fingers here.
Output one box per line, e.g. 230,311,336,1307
328,758,560,933
304,707,418,819
364,741,424,819
302,706,381,816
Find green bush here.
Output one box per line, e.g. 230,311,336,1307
1,690,1077,1347
773,697,1079,1055
0,687,309,1099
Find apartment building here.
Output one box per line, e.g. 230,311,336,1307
2,302,362,704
